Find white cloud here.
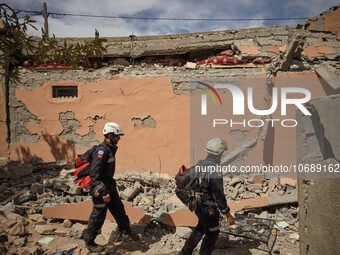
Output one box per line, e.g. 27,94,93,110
4,0,340,37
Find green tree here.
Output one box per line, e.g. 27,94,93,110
0,3,36,81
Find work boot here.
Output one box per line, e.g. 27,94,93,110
85,241,104,253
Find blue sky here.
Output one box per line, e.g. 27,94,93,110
4,0,340,37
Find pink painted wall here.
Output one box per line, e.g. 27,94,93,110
7,73,332,176
11,77,190,175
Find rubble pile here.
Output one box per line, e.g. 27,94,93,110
0,165,301,254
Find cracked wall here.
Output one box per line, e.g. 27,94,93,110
9,77,190,174
6,70,336,176
297,94,340,255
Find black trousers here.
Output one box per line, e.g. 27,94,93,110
83,185,131,243
181,200,220,255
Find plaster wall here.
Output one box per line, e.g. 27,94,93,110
7,71,333,176
297,94,340,255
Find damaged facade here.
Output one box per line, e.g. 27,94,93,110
0,5,339,255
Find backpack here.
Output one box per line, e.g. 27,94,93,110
73,145,98,190
174,164,207,213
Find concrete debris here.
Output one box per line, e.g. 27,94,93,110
315,62,340,90
0,160,301,254
38,237,54,245
279,32,307,71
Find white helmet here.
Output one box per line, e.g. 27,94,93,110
103,122,124,136
205,138,228,155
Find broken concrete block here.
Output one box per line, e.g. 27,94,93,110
121,186,139,201
168,195,186,207
101,220,117,243
63,219,73,228
247,184,263,192
53,181,69,192
184,62,197,69
176,227,192,239
280,177,297,187
268,190,297,206
14,191,35,204
28,214,43,222
228,177,243,186
157,209,198,227
8,220,27,236
70,223,87,239
54,228,69,237
43,200,151,225
67,186,83,195
31,184,43,194
315,62,340,90
35,225,56,235
38,237,54,245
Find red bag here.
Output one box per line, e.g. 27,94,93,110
73,145,97,190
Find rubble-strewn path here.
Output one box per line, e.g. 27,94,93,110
0,164,299,254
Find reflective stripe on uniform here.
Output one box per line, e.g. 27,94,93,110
208,224,220,232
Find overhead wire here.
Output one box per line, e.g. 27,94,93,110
15,9,309,21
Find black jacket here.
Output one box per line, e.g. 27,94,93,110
197,154,230,214
89,140,117,195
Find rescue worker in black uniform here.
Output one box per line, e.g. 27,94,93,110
83,122,131,253
179,138,235,255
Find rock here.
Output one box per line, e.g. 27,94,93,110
31,184,43,194
247,184,263,192
140,196,153,205
176,227,192,239
70,223,87,239
8,218,27,236
43,179,54,188
67,186,83,195
258,211,268,219
35,225,56,235
20,246,43,255
15,191,35,204
13,237,27,247
262,186,269,193
63,243,78,252
63,219,73,228
28,214,43,222
121,186,139,201
53,181,69,192
54,228,69,237
229,178,243,186
101,220,117,243
184,62,197,69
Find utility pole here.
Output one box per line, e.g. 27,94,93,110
43,2,49,38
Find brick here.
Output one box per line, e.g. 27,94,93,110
241,45,261,55
267,45,280,55
42,200,151,225
228,197,269,212
280,177,297,187
252,175,265,184
302,45,336,57
157,208,198,227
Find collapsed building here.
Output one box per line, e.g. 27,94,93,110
0,5,339,255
